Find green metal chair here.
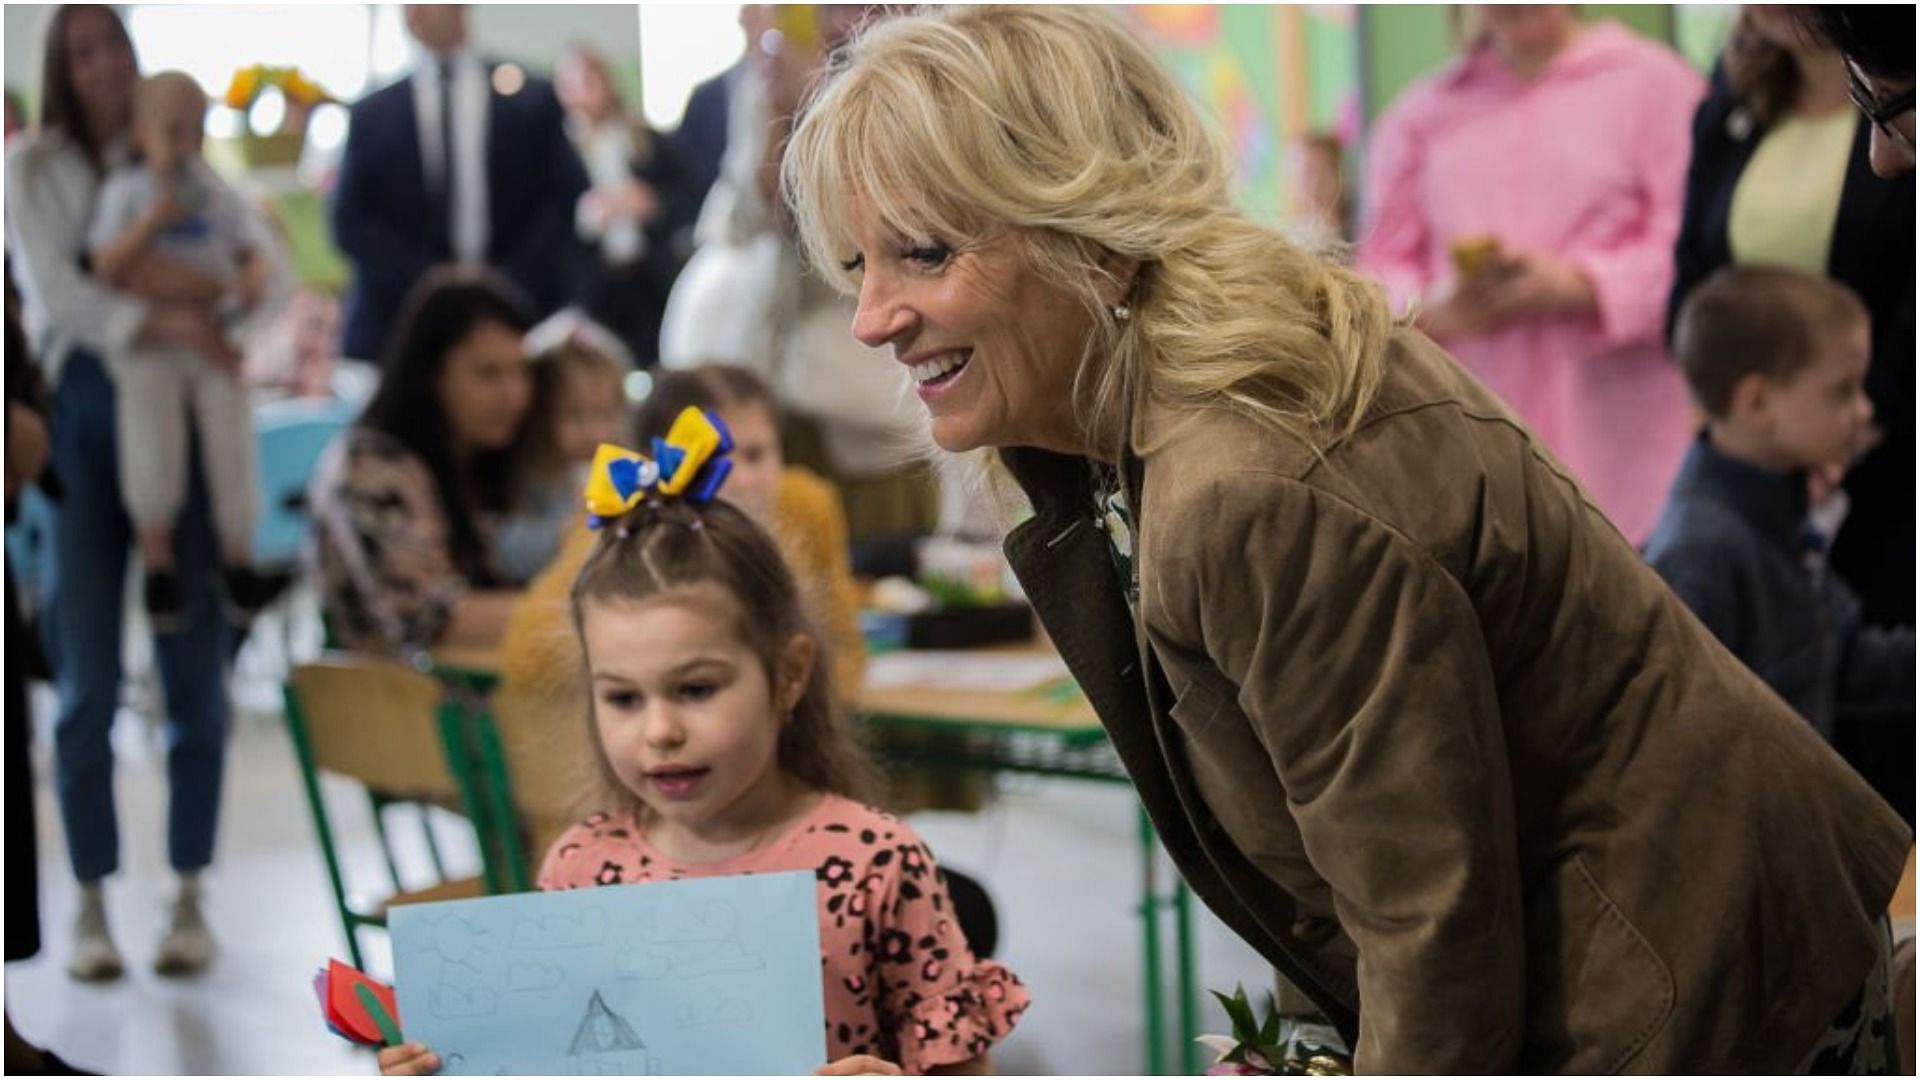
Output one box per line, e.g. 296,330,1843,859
453,683,600,894
282,653,500,970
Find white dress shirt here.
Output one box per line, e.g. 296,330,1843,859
411,49,490,264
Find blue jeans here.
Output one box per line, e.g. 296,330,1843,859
45,350,231,883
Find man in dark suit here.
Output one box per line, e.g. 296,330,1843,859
331,4,588,361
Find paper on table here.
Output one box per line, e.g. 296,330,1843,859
390,872,824,1075
862,650,1072,693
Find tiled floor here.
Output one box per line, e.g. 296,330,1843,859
8,683,1274,1075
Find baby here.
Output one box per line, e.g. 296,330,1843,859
88,70,289,628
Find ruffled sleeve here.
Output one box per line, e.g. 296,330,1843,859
869,838,1031,1073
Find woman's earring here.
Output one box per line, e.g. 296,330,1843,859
1111,303,1132,322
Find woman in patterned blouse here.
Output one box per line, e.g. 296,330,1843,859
307,266,537,655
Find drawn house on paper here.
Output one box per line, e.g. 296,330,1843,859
568,990,658,1075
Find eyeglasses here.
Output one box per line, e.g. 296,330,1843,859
1846,66,1916,151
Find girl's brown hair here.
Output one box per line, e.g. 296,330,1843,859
634,365,777,444
568,496,876,816
522,333,629,477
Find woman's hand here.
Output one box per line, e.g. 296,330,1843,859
5,402,50,503
1415,274,1504,343
608,179,661,225
122,253,230,307
144,304,242,373
232,251,270,311
376,1043,441,1076
816,1054,904,1076
1477,251,1597,325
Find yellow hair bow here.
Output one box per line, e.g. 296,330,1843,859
582,407,736,527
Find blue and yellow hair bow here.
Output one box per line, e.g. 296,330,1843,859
583,407,736,528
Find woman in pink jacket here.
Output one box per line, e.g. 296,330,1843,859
1359,6,1704,543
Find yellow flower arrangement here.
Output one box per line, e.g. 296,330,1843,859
222,65,335,111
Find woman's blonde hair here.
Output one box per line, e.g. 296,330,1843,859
782,5,1392,457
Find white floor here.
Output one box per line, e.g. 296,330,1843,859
7,676,1275,1075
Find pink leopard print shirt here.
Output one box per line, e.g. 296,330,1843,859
537,794,1030,1072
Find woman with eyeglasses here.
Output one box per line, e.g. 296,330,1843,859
1669,6,1915,644
1797,5,1915,179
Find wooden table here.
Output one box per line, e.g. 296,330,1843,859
855,647,1200,1076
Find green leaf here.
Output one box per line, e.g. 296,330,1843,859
1219,985,1260,1038
1259,1005,1282,1047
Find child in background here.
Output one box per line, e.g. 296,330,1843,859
501,364,866,698
1288,131,1352,249
1646,266,1913,740
244,285,342,401
379,433,1029,1076
494,312,631,583
87,70,290,628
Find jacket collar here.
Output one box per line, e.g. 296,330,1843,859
1674,432,1810,553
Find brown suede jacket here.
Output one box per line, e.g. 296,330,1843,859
1001,326,1909,1073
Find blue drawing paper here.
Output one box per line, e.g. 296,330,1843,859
389,871,825,1075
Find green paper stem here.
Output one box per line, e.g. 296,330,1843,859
355,983,404,1048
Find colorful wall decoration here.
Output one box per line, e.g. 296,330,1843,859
1126,5,1359,227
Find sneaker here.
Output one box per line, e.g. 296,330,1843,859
220,564,284,621
67,892,123,982
144,569,186,634
153,889,214,976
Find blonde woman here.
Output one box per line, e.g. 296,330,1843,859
782,7,1908,1073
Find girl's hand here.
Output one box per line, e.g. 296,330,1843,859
816,1054,904,1076
376,1043,441,1076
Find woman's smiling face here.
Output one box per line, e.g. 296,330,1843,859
844,220,1097,456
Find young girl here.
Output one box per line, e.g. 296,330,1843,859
493,313,631,583
380,424,1029,1076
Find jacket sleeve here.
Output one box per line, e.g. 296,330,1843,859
329,96,436,304
4,141,148,358
1648,550,1750,662
1354,93,1435,316
1158,472,1526,1072
1565,58,1705,352
1838,615,1916,715
1666,64,1733,347
499,81,591,313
